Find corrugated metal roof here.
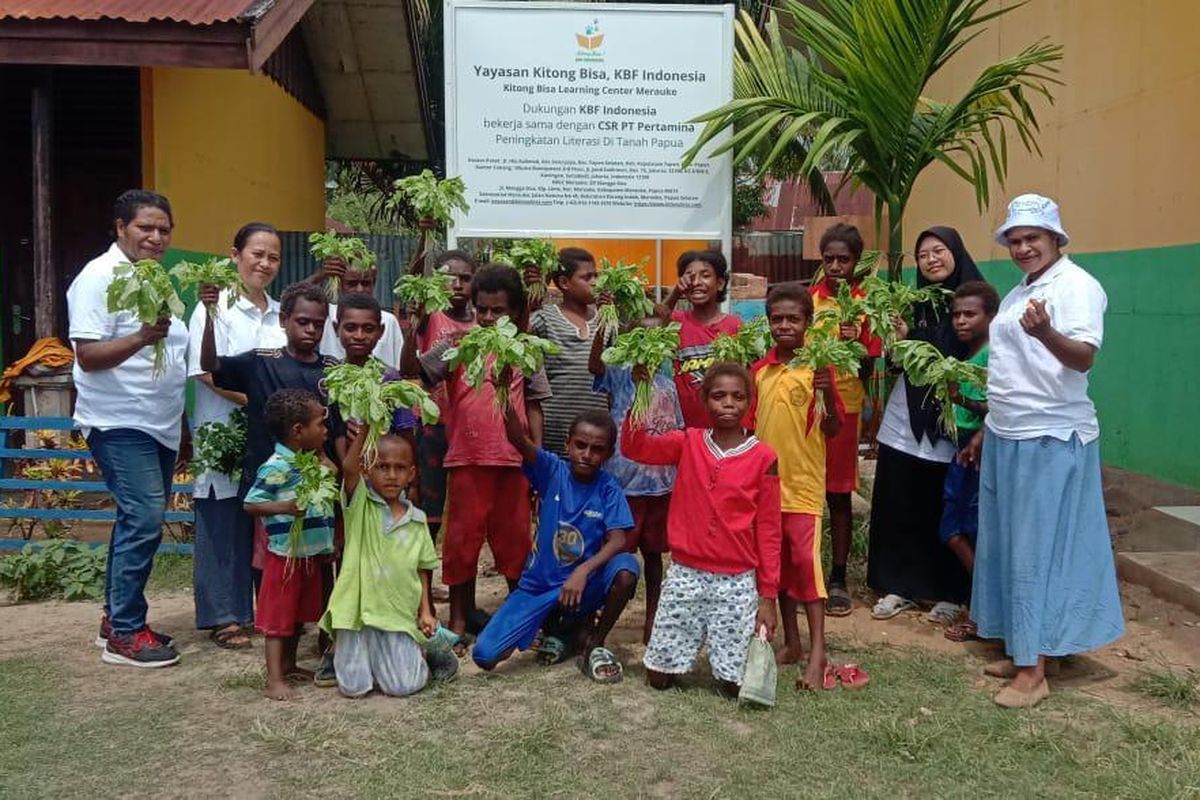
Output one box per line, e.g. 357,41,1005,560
0,1,268,25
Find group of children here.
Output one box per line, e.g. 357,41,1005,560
189,222,993,701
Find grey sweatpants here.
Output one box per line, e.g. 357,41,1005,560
333,627,429,698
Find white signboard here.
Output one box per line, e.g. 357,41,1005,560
445,0,734,241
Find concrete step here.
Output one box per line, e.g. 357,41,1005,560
1117,506,1200,552
1116,551,1200,617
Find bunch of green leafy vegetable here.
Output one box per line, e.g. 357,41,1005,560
105,258,186,377
788,328,867,418
890,340,988,438
711,316,771,366
308,231,377,301
193,406,247,481
170,257,245,319
595,257,654,338
601,323,681,424
814,280,868,332
859,275,950,348
324,358,440,464
394,269,453,315
494,239,559,301
442,316,561,410
285,450,337,559
388,169,469,232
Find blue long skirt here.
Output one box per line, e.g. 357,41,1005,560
971,430,1124,666
192,491,255,629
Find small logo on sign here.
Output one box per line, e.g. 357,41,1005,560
575,18,605,62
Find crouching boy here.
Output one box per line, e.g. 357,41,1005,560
473,406,640,682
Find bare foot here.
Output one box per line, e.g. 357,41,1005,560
285,666,315,682
263,680,296,701
797,657,828,691
775,644,804,666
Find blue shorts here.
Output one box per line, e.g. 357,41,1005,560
939,433,981,547
472,553,640,667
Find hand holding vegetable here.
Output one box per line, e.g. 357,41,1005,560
442,316,561,411
198,284,221,310
106,258,186,377
890,339,988,438
325,358,439,465
595,257,654,339
285,450,337,559
170,257,244,319
788,329,867,418
394,270,453,316
601,323,681,424
710,316,770,366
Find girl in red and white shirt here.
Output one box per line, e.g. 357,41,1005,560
623,362,780,696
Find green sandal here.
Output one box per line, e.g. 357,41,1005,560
579,646,623,684
535,635,568,666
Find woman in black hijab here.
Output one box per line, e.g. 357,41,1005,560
866,226,987,622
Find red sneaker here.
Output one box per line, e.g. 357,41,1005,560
101,628,180,668
95,615,174,650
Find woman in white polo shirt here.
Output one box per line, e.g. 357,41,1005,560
186,222,287,649
972,194,1124,708
68,190,189,668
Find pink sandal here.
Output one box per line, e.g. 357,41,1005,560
834,663,871,690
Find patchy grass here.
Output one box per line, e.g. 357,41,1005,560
1130,667,1200,710
4,641,1200,799
147,553,193,593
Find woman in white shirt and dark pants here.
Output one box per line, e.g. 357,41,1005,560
186,222,286,648
67,190,189,668
973,195,1124,708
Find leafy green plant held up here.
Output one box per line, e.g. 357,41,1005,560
308,231,377,302
889,339,987,437
442,317,560,411
711,316,771,366
859,276,950,349
389,169,469,232
105,259,186,377
394,270,453,315
193,407,247,482
0,540,107,602
601,323,681,424
595,257,655,339
324,359,439,465
788,329,866,417
170,257,245,319
494,239,559,302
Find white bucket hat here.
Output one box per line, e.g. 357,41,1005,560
994,193,1070,246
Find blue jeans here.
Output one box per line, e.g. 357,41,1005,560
88,428,175,635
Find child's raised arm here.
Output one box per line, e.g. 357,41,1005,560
588,318,609,378
503,400,539,465
341,420,368,497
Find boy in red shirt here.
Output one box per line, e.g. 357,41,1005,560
657,250,741,428
416,265,550,645
809,224,882,617
623,363,780,697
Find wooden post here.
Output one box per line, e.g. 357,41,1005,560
31,68,57,340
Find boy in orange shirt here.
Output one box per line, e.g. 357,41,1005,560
751,283,862,691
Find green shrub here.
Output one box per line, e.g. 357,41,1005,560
0,541,106,602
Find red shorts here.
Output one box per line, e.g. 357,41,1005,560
825,411,860,493
626,494,671,554
256,552,326,637
780,512,827,603
443,465,532,586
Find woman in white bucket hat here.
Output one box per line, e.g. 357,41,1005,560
971,194,1124,708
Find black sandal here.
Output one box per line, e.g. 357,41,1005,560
825,584,853,617
210,625,252,650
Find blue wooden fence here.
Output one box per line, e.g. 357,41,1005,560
0,416,194,554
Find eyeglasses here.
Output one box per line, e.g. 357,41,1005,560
917,246,950,262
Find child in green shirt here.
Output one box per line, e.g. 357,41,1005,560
940,281,1000,643
320,422,456,697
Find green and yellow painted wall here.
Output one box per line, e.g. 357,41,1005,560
903,0,1200,489
140,66,326,261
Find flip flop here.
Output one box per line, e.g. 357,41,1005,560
535,635,568,666
834,663,871,690
209,625,252,650
796,663,838,691
825,584,853,617
431,625,472,657
927,602,963,626
871,594,915,620
943,615,978,642
579,646,623,684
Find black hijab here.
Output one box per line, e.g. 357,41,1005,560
903,226,985,445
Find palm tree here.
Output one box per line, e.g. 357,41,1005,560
683,0,1063,279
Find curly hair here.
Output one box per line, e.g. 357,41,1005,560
819,222,864,260
471,264,527,318
264,388,322,443
337,291,382,323
567,409,617,449
701,362,752,398
280,281,329,318
765,282,813,318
